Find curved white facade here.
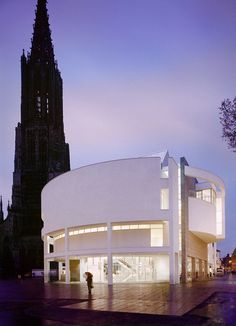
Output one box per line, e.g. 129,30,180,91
42,152,225,284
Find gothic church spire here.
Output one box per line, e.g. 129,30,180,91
1,0,71,276
30,0,55,62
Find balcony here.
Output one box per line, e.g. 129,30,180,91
188,197,217,243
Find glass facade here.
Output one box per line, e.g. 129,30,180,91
80,256,108,283
112,255,169,283
51,255,169,283
187,256,192,281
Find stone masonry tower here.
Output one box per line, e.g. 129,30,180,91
8,0,70,275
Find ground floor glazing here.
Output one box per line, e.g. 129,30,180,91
45,254,170,284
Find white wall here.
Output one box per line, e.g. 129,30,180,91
42,157,165,235
54,238,65,253
112,229,149,248
188,197,216,242
69,232,107,251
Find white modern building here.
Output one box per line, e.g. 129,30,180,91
42,151,225,284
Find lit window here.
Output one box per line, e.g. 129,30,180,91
139,224,150,229
69,226,108,235
161,168,168,178
36,95,41,114
202,189,211,203
151,224,162,229
151,227,163,246
196,189,216,205
113,226,121,230
97,227,106,232
69,230,79,236
161,188,169,209
130,225,138,229
216,198,223,235
46,97,49,114
54,233,65,241
196,191,202,200
179,228,182,251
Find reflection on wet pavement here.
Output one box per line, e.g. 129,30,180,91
0,273,235,325
186,292,236,326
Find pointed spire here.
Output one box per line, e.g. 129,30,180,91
7,200,10,212
30,0,54,63
21,49,26,64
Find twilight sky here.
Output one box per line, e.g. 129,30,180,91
1,0,236,256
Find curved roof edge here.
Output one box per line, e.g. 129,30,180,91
184,165,225,194
42,155,164,193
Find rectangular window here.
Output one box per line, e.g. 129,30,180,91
49,244,54,253
151,226,163,246
161,188,169,209
161,168,168,178
196,191,202,200
216,198,223,235
202,189,211,203
196,189,216,205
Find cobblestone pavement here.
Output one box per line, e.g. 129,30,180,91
0,273,235,325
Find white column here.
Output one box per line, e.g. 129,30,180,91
65,256,70,284
107,222,113,285
44,259,50,283
59,262,63,281
65,228,70,284
169,252,175,284
43,236,49,283
168,158,180,284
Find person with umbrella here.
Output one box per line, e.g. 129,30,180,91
84,272,93,294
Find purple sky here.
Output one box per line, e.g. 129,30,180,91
1,0,236,256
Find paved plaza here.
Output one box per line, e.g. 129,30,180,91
0,273,236,325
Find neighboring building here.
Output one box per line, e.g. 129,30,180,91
216,249,222,269
0,0,70,277
231,248,236,273
42,152,225,284
221,253,232,272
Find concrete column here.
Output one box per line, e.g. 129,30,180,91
205,261,208,279
180,158,192,284
65,256,70,284
43,235,48,255
44,259,50,283
43,236,49,283
175,253,179,283
65,228,70,284
199,259,203,278
168,158,179,284
107,222,113,285
169,251,175,284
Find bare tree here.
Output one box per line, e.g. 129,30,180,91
219,98,236,151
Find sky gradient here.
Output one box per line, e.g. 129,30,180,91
1,0,236,256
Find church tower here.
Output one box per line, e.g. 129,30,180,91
9,0,70,275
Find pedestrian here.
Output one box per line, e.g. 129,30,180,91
84,272,93,294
